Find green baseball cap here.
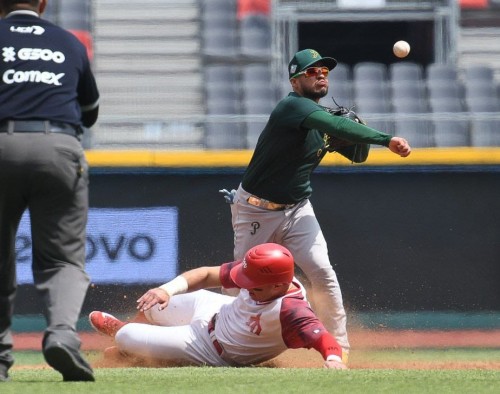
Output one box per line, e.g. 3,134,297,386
288,49,337,79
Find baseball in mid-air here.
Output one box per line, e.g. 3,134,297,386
393,40,410,58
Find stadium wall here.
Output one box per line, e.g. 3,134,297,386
13,148,500,329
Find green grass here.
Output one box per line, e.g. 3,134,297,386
2,349,499,394
349,348,500,363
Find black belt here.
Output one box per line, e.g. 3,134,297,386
0,120,79,137
208,314,224,356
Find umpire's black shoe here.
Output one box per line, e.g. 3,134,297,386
0,365,10,382
43,342,95,382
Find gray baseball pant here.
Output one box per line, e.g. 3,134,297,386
230,185,350,350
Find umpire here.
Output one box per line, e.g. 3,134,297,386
0,0,99,382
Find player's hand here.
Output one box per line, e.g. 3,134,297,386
324,359,348,370
137,288,170,312
388,137,411,157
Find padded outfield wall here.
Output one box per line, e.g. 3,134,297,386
13,148,500,329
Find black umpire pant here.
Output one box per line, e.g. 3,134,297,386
0,129,90,371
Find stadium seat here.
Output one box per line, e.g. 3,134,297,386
427,80,465,100
354,80,389,102
203,28,238,59
330,62,351,83
389,62,424,82
426,63,459,82
353,62,388,83
391,80,426,100
206,84,240,103
206,97,240,115
465,97,500,146
326,82,354,107
429,98,470,147
429,98,464,112
239,14,272,59
393,98,435,147
464,65,495,82
243,98,274,115
245,119,267,149
201,0,237,14
202,10,238,33
242,84,275,105
355,98,394,135
242,64,271,81
59,0,91,30
465,81,498,100
205,122,246,149
205,65,239,85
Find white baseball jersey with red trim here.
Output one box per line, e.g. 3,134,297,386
214,281,303,365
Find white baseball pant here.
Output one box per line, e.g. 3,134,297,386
115,290,234,366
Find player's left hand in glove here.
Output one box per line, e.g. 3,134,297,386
321,104,367,152
323,104,367,126
219,188,236,204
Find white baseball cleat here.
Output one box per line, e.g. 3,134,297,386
89,311,125,337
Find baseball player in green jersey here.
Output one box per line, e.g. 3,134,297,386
220,49,411,361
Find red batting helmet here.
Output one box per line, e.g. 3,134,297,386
230,243,294,289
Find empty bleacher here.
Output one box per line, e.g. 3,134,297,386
91,0,204,148
57,0,500,149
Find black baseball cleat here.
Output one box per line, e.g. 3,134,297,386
43,342,95,382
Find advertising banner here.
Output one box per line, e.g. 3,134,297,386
15,207,179,284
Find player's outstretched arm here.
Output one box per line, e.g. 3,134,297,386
388,137,411,157
137,266,222,312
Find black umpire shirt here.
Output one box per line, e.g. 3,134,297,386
0,10,99,127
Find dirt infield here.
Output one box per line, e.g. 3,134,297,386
13,329,500,370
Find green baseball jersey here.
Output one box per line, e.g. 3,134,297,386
241,92,392,204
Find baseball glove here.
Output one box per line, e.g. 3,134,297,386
321,105,367,152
